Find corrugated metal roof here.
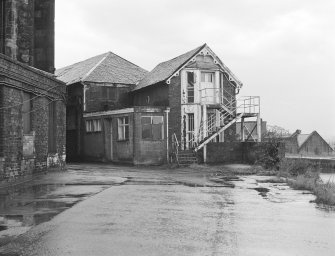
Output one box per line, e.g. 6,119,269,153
55,52,147,85
133,44,206,91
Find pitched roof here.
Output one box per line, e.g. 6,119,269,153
298,131,334,151
297,134,310,147
133,44,206,91
55,52,147,85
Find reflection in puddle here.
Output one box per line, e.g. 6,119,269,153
0,183,107,236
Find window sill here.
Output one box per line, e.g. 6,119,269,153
142,139,164,141
117,139,129,142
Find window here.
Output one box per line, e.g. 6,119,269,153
118,117,129,140
86,119,102,132
187,72,195,103
22,92,32,134
201,72,213,82
142,116,164,140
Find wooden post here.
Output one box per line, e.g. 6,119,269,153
204,145,207,163
257,114,261,142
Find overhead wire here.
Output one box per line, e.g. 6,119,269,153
21,97,63,115
0,83,66,110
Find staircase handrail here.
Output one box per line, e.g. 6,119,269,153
188,96,260,147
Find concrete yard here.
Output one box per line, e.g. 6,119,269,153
0,163,335,256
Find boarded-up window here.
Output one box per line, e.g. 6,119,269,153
141,116,164,140
22,92,32,134
48,101,56,152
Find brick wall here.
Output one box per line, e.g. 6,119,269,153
206,142,285,164
0,0,55,72
0,54,65,183
285,157,335,173
132,82,169,107
32,97,48,171
34,0,55,73
1,87,23,179
168,76,181,147
85,82,132,112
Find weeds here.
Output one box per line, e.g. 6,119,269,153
280,160,335,206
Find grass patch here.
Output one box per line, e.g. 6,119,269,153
279,159,335,206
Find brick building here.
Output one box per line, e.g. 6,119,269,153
0,0,66,184
132,44,261,163
56,52,170,165
0,0,55,73
57,44,261,165
284,130,334,156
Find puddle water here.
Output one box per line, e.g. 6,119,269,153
0,183,109,244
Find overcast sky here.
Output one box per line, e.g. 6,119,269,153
55,0,335,141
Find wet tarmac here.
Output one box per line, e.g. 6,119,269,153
0,164,335,255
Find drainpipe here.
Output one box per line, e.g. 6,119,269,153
164,108,170,163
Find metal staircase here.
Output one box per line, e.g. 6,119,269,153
170,82,260,166
190,95,260,152
171,133,197,166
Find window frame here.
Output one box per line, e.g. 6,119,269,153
201,72,214,83
141,116,164,141
117,116,129,141
186,71,195,103
85,119,102,133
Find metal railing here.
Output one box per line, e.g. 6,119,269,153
199,87,236,107
171,133,180,165
187,96,260,149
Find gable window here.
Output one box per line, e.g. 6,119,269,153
118,117,129,140
187,72,195,103
86,119,102,132
142,116,164,140
201,72,214,83
22,92,32,134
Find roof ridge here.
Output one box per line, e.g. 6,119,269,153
56,52,109,72
156,43,206,67
81,54,109,82
106,51,148,72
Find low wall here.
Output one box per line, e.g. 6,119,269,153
284,157,335,173
206,142,285,164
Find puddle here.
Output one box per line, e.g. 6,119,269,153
0,183,112,242
251,187,270,197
